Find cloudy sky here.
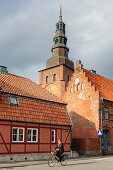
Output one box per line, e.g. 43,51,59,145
0,0,113,83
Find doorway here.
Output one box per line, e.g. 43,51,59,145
103,131,108,151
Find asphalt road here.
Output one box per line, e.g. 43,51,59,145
2,157,113,170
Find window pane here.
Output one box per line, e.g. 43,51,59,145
10,97,18,105
33,136,36,141
13,128,17,135
33,130,36,135
19,135,23,141
13,135,17,141
104,108,109,120
19,129,23,135
27,130,31,141
52,130,55,142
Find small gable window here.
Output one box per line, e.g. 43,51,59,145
67,75,70,82
9,96,19,106
104,108,109,120
46,76,49,84
52,130,56,143
53,74,57,82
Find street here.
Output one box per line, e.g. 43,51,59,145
1,157,113,170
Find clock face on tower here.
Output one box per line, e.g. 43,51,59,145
64,49,68,57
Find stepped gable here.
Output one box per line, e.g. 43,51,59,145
83,69,113,101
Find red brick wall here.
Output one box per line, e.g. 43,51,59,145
39,65,74,98
102,100,113,152
63,69,100,152
0,93,71,155
0,120,70,155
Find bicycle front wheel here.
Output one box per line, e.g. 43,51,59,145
61,154,68,166
48,157,56,167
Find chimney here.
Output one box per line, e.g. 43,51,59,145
0,66,8,74
90,70,96,75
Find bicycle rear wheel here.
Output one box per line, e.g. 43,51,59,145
48,156,56,167
61,154,68,166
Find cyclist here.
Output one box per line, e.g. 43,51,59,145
55,139,64,162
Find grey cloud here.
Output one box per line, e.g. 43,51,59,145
0,0,113,83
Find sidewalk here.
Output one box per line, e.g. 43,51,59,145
0,155,113,169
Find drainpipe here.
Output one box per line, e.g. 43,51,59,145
100,97,103,155
66,106,73,158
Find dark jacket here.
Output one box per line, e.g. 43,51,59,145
55,143,64,153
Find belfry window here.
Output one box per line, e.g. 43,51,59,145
67,75,70,82
63,24,65,32
55,38,58,44
60,37,62,43
59,23,62,29
56,24,59,30
46,76,49,84
53,74,57,82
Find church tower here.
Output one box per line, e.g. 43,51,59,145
39,3,74,98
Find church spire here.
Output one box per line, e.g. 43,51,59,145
46,1,74,70
59,0,63,22
60,0,62,17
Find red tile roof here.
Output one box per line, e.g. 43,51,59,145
0,94,71,126
0,73,71,126
0,73,65,104
84,69,113,101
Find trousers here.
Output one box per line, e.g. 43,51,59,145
56,150,63,161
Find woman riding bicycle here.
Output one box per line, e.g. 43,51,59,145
54,139,64,162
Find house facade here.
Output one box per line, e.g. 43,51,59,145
0,66,72,161
39,6,113,155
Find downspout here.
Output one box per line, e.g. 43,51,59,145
66,106,73,158
100,97,103,155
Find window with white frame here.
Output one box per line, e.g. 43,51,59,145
104,107,109,120
51,130,55,143
27,128,38,142
12,127,24,142
9,96,19,105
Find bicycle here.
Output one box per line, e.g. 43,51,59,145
48,150,68,167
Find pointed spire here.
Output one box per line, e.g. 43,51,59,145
60,0,62,17
59,0,62,22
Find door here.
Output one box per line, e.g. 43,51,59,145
103,131,108,151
